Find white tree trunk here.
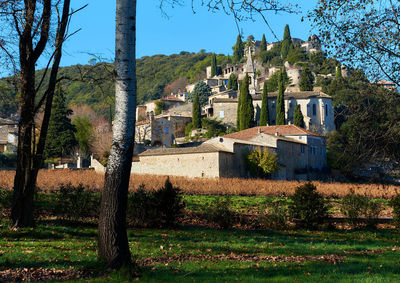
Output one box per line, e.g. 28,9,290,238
98,0,137,269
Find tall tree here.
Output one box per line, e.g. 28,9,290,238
335,64,342,79
98,0,136,269
276,70,285,125
232,35,244,64
0,0,73,227
99,0,298,270
260,34,267,52
45,89,77,158
299,67,314,91
293,104,304,128
210,53,217,77
192,92,201,128
239,74,254,130
227,73,238,90
281,24,293,60
188,81,211,106
310,0,400,87
259,82,269,126
73,116,94,156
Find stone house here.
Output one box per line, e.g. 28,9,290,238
135,116,174,147
207,91,335,134
131,125,327,180
0,119,18,153
136,96,185,121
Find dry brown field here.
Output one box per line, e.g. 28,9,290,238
0,170,399,198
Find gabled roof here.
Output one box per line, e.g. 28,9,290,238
139,143,232,157
223,125,321,141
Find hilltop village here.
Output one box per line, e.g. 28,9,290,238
1,26,397,181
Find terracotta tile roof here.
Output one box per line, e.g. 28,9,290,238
223,125,321,141
376,80,396,86
139,143,232,157
162,96,185,102
136,119,150,126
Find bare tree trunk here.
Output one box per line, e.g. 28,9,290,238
98,0,136,269
11,0,71,228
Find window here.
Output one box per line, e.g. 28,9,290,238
220,110,224,118
325,105,328,117
165,128,169,134
312,104,316,116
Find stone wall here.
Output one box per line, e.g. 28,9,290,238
131,151,223,178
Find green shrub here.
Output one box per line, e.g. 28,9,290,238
205,196,237,229
258,198,288,230
127,178,185,228
341,189,382,228
391,194,400,229
0,188,12,220
0,152,17,168
54,184,99,221
289,182,328,229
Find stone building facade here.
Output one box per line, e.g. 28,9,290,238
208,91,335,134
131,125,327,180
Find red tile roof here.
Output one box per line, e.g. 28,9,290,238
162,96,184,102
223,125,321,141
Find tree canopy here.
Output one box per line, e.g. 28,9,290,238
299,67,314,91
188,81,211,106
259,82,269,126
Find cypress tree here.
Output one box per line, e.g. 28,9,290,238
336,64,342,79
293,104,305,128
232,35,244,64
228,73,238,90
276,70,285,125
260,34,267,52
45,88,77,157
211,53,217,77
299,66,314,91
192,92,201,129
259,81,269,126
281,24,293,60
239,74,254,130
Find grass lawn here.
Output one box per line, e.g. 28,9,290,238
1,217,400,282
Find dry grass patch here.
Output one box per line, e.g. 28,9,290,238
0,170,399,198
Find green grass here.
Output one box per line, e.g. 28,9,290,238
1,217,400,282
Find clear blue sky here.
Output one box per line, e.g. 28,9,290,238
58,1,318,67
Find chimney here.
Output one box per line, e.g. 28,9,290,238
275,130,279,136
258,128,261,134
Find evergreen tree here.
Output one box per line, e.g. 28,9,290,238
281,24,293,60
259,81,270,126
45,88,77,157
239,74,254,130
299,67,314,91
336,64,342,79
188,81,212,106
192,92,201,129
227,73,238,90
276,70,285,125
293,104,305,128
211,53,217,77
260,34,267,52
73,116,93,155
232,35,244,64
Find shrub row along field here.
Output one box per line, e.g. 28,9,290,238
1,170,399,198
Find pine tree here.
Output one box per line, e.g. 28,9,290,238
259,81,269,126
232,35,244,64
227,73,238,90
45,88,76,157
260,34,267,52
192,92,201,129
281,24,293,60
239,74,254,130
276,70,285,125
299,67,314,91
293,104,305,128
211,53,217,77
